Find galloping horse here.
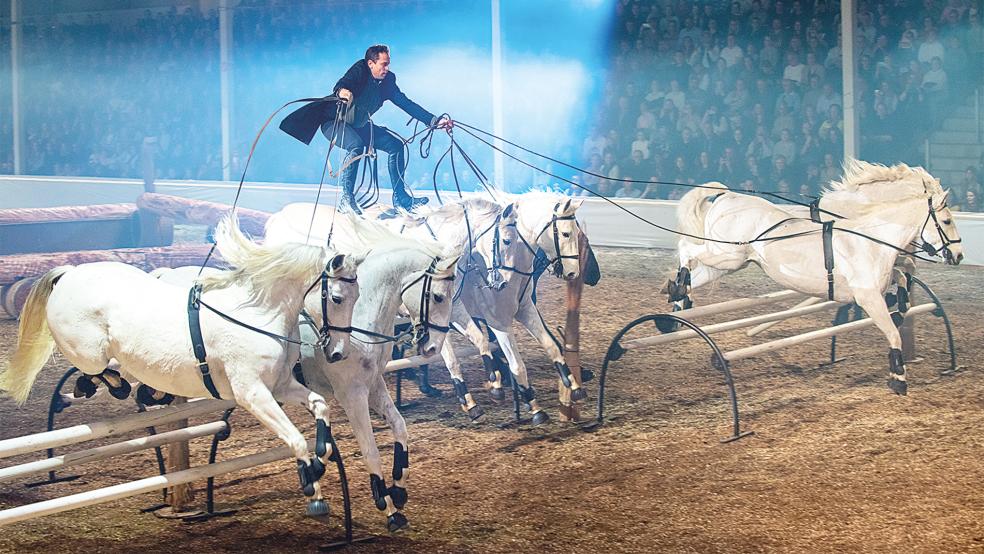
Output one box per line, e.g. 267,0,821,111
0,217,363,517
669,161,964,394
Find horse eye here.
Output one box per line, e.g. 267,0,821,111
503,239,512,246
562,232,571,238
942,219,952,225
332,295,343,304
434,294,445,303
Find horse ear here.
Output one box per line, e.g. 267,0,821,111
571,198,585,211
502,203,515,219
350,249,370,266
562,199,572,213
436,254,462,275
330,253,345,271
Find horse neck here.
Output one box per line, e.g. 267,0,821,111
515,205,552,247
426,204,500,252
352,248,429,335
842,194,929,249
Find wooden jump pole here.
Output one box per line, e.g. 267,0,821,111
622,299,841,351
722,303,936,362
558,233,588,422
0,439,314,527
668,290,803,320
0,399,235,460
0,421,227,485
745,297,824,337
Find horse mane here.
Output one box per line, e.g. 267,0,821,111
201,216,327,304
332,213,456,261
822,160,941,208
412,197,503,225
506,189,571,209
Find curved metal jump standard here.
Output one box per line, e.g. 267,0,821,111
909,276,958,375
595,313,753,443
35,372,359,544
27,367,166,493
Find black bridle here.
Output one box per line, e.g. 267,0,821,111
306,269,358,359
917,195,961,262
399,257,454,348
513,202,581,278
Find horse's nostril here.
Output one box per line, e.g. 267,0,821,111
330,352,343,362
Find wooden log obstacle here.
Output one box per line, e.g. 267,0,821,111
595,276,956,442
0,193,269,319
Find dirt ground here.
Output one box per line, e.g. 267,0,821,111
0,246,982,553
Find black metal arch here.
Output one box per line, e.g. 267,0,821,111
595,313,753,443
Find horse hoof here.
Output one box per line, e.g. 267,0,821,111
388,485,408,509
387,512,409,533
570,388,588,402
581,368,595,383
108,380,132,400
306,499,330,518
887,378,908,396
420,385,443,398
654,317,681,334
73,376,97,399
467,404,485,421
531,411,550,425
489,387,505,403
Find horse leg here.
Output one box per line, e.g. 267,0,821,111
231,381,328,515
454,308,504,402
273,379,336,517
439,338,484,421
489,326,548,425
885,268,911,328
853,288,908,395
369,373,412,517
514,297,586,402
336,387,408,532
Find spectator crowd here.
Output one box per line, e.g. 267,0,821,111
0,0,981,212
579,0,983,210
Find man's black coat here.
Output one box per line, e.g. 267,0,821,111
280,59,436,145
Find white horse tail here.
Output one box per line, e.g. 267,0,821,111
677,181,728,244
0,266,72,404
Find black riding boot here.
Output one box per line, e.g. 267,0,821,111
338,150,363,215
388,149,427,212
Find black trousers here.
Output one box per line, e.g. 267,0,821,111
322,120,409,195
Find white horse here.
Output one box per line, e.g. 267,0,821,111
0,217,363,516
669,161,964,394
265,208,460,532
408,192,587,423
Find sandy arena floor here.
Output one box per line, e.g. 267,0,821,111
0,246,982,553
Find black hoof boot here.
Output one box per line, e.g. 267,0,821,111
467,404,485,421
306,499,330,517
419,383,443,398
489,386,505,403
107,379,132,400
387,512,410,533
388,485,408,509
531,410,550,425
73,376,97,399
570,388,588,402
888,378,908,396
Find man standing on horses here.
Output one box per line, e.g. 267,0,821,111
325,44,452,214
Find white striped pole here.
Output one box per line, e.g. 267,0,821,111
0,399,235,460
622,298,839,350
0,420,228,485
723,303,936,362
0,440,313,527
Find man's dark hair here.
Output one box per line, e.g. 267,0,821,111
365,44,390,62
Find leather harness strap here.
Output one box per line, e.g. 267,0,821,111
187,284,223,400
